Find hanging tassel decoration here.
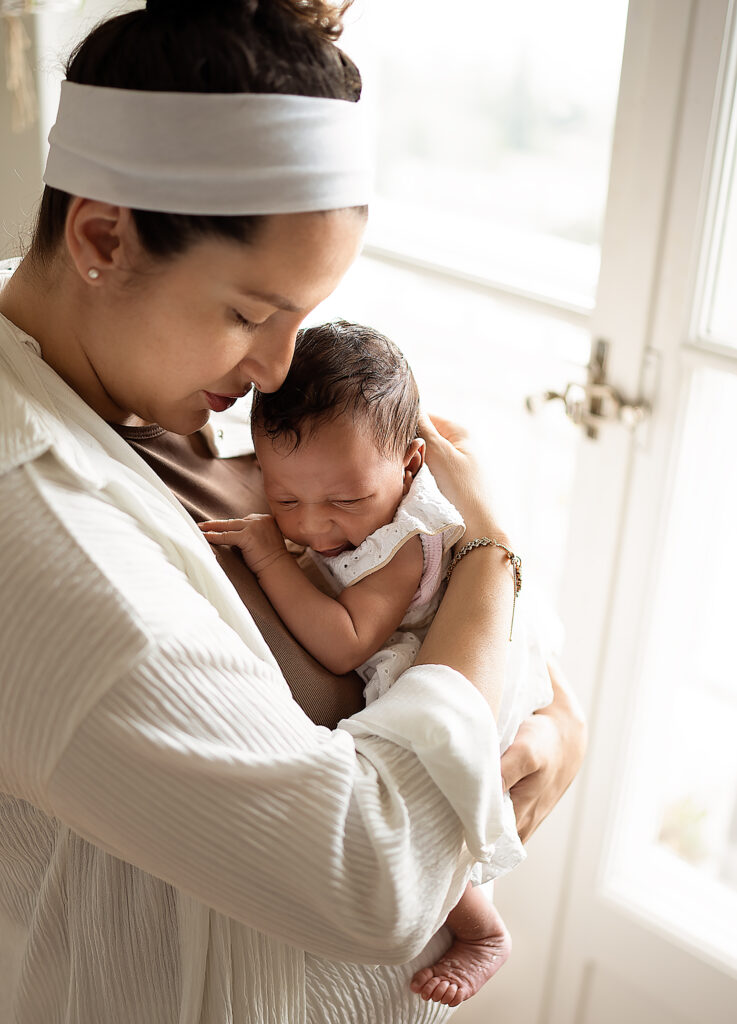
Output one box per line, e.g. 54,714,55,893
3,13,38,133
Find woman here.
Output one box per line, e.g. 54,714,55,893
0,2,585,1022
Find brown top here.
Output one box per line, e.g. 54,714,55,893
112,423,365,728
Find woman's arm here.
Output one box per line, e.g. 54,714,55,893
501,655,587,842
418,415,587,833
414,414,517,719
4,463,500,965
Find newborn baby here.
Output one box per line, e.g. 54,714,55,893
201,320,554,1007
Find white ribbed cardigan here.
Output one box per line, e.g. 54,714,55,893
0,288,507,1023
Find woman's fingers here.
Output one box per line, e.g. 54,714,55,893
419,410,505,538
500,716,546,793
418,411,471,451
500,659,587,843
501,717,556,844
423,412,471,448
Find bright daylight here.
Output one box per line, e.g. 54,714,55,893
0,2,735,1023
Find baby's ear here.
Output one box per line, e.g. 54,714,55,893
402,438,426,493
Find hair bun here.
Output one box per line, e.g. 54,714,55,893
146,0,249,16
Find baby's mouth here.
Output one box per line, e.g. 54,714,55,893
315,542,353,557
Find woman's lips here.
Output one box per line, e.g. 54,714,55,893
204,391,243,413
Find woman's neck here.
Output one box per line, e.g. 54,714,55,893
0,255,134,423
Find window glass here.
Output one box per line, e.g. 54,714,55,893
607,367,737,969
702,77,737,349
341,0,629,305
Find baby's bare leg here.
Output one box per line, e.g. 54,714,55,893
410,882,511,1007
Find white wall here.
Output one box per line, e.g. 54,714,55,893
0,2,141,261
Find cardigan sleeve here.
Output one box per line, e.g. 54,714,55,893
1,458,507,965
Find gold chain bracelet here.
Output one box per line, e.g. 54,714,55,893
444,537,522,641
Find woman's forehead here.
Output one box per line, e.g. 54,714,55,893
173,209,365,307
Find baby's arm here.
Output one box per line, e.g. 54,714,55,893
200,515,424,675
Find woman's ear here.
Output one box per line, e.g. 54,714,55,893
64,198,141,285
402,437,426,494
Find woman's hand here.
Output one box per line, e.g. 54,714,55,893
419,413,508,544
199,514,289,576
500,656,587,843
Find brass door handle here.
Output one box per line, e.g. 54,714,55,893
525,340,650,439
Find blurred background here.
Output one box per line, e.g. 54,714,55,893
1,1,736,1021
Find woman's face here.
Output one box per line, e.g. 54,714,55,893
88,210,365,434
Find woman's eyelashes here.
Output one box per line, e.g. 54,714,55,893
232,310,266,331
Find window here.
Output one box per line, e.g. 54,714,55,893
342,0,628,307
605,32,737,969
313,0,628,600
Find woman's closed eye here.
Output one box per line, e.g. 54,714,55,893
232,310,265,331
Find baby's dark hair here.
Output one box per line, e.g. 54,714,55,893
251,320,420,458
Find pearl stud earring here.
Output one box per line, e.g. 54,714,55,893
87,268,100,280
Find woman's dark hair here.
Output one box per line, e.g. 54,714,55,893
251,320,421,459
31,0,362,263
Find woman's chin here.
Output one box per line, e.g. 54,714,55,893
154,406,211,436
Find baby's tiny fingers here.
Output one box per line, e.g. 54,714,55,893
199,518,246,532
200,529,246,546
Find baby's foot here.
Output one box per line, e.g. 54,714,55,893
409,925,511,1007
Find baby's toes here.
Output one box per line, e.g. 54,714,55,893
427,978,451,1003
419,975,445,1002
440,982,460,1006
410,967,434,993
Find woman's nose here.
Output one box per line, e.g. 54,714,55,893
247,317,299,393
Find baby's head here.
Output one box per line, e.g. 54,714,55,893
250,321,425,555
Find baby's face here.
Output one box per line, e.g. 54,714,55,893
254,415,411,556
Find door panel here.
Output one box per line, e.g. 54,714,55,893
578,963,693,1024
547,2,737,1023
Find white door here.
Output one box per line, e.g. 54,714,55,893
544,0,737,1020
319,1,737,1022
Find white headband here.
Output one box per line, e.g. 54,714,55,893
43,81,372,215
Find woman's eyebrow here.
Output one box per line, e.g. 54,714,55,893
238,287,302,313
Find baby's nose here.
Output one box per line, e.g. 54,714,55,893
299,505,331,536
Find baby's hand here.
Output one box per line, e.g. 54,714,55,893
199,515,289,575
